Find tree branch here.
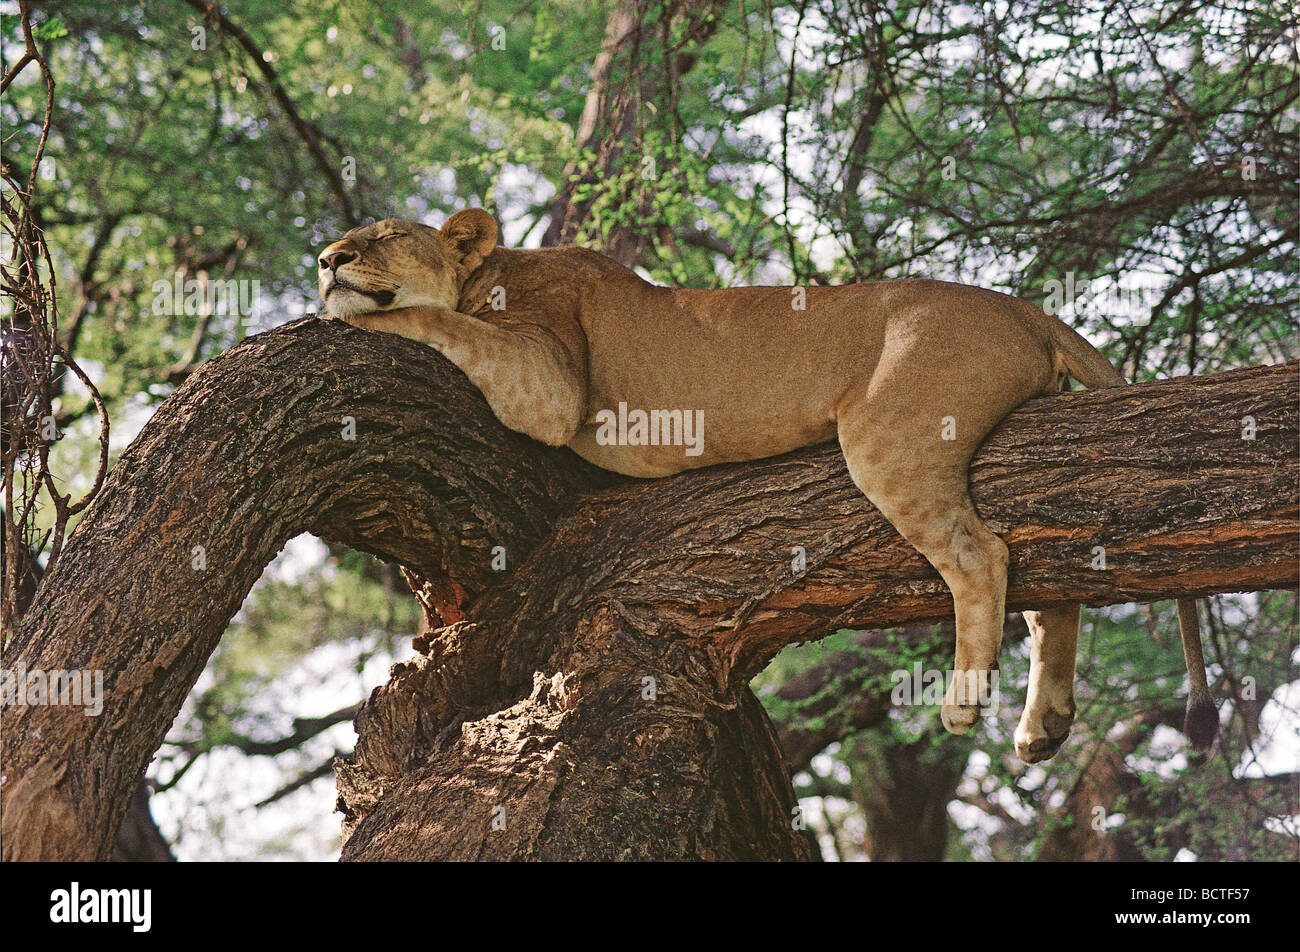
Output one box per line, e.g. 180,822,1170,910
181,0,358,228
1,315,1294,860
215,702,361,757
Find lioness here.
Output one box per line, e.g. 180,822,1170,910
317,208,1217,764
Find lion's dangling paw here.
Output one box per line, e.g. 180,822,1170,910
941,667,997,735
1014,701,1076,764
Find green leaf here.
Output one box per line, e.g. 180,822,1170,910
32,17,69,41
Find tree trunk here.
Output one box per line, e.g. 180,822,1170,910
2,315,1295,861
2,530,175,861
850,732,971,862
110,779,176,863
541,0,728,265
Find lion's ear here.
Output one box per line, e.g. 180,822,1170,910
440,209,498,277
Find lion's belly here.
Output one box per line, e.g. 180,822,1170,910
554,277,1063,478
571,355,849,477
567,414,838,477
566,282,903,476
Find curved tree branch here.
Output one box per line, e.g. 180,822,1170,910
1,318,611,860
1,315,1294,860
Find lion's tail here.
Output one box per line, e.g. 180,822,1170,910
1177,598,1219,748
1047,318,1218,750
1047,318,1127,389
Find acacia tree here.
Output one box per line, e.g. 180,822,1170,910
1,309,1295,859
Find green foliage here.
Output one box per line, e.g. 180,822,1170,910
764,594,1298,861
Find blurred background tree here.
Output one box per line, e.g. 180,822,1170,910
2,0,1295,860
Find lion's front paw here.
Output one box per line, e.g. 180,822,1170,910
941,701,980,735
941,668,997,735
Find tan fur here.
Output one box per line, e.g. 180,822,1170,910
317,209,1215,764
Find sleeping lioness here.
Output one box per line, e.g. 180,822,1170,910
316,208,1217,764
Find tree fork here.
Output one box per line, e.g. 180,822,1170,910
1,316,1294,861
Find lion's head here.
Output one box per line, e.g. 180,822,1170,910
316,209,497,319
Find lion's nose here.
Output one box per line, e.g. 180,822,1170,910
318,250,356,271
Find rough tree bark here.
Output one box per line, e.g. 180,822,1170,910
3,552,175,861
1,317,1295,861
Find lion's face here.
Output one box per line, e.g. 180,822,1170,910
317,210,497,319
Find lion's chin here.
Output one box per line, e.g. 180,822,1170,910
323,288,384,319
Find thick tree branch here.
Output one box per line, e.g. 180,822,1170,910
1,318,611,860
1,316,1294,860
474,361,1297,678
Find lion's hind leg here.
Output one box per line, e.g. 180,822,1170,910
1015,604,1081,763
835,397,1009,737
